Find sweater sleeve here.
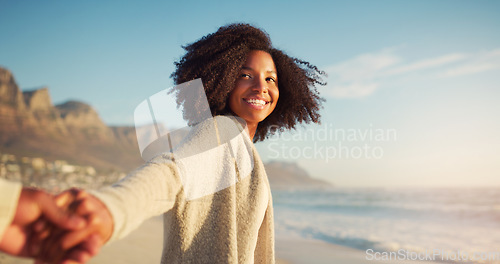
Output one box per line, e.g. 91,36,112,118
88,115,247,243
0,179,22,240
89,154,183,243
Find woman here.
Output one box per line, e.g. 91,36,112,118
40,23,324,264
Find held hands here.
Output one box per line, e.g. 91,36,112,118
36,189,114,264
0,188,113,264
0,188,85,257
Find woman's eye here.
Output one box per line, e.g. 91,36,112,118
266,77,276,83
240,73,251,79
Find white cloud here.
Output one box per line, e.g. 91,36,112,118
386,53,466,76
325,50,400,82
324,49,399,98
324,48,500,98
327,82,379,98
440,49,500,77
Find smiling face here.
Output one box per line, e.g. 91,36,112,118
229,50,279,132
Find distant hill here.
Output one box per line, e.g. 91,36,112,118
265,161,333,190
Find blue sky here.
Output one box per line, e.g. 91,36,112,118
1,0,499,187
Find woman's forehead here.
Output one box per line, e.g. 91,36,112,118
242,50,277,72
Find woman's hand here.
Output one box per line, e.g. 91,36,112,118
57,189,113,249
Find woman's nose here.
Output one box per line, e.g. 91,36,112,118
252,78,268,93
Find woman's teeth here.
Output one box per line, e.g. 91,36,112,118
245,99,267,106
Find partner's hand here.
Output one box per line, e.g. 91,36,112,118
0,188,86,256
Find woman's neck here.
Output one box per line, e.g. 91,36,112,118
245,122,258,141
230,114,258,141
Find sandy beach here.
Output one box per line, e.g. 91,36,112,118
0,215,444,264
275,238,446,264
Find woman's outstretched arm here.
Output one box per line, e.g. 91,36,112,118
36,154,183,263
88,154,183,242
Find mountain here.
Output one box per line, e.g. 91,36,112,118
0,67,143,172
265,161,333,190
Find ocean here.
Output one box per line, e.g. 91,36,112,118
273,188,500,263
